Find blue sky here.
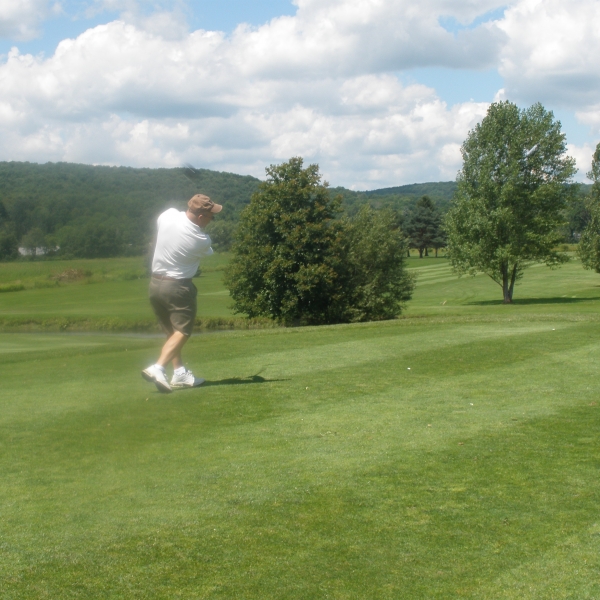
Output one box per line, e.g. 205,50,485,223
0,0,598,188
0,0,298,56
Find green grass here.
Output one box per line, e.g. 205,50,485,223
2,254,600,330
1,255,600,598
0,254,255,331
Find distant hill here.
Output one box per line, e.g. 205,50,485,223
368,181,457,200
0,161,455,243
331,181,457,217
5,161,584,258
0,161,260,233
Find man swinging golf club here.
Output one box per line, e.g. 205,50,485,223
142,193,222,393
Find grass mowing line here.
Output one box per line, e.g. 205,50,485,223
231,322,572,381
0,337,106,354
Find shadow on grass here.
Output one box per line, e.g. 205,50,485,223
151,373,286,395
468,296,600,306
202,374,287,388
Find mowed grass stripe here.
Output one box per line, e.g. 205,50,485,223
0,321,573,425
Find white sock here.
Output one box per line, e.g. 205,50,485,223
154,364,166,372
174,366,186,376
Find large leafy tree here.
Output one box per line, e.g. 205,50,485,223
225,157,346,325
225,158,415,325
445,101,577,303
578,143,600,271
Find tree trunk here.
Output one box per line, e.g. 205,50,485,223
507,263,518,302
434,247,438,257
418,247,424,258
407,248,411,258
502,262,518,303
501,262,511,303
425,247,429,257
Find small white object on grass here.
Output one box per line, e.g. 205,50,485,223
407,367,411,370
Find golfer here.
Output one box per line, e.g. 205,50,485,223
142,194,222,393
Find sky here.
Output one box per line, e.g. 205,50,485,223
0,0,599,189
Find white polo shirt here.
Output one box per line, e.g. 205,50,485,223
151,208,213,279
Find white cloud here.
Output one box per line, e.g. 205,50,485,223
0,0,59,40
498,0,600,109
227,0,506,78
0,1,503,187
1,0,597,187
567,142,596,182
576,105,600,136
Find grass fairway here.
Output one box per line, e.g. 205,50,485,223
1,258,600,598
0,255,235,330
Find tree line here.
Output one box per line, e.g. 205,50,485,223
0,161,456,261
0,162,260,260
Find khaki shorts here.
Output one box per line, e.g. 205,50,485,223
149,277,197,336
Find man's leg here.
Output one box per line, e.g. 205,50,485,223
142,332,184,392
144,278,201,391
156,330,189,368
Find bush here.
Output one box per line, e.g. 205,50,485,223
339,205,415,322
225,158,414,325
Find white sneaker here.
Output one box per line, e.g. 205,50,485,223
141,365,172,394
170,370,205,389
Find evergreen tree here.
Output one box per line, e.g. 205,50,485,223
405,196,441,258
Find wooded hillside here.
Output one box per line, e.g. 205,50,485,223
0,161,457,258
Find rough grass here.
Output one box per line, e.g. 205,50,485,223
1,256,600,597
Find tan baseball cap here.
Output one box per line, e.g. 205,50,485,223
188,194,223,215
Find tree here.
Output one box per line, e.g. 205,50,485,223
224,157,415,325
578,143,600,271
56,219,124,258
431,220,447,257
561,194,590,243
224,157,346,325
405,196,442,258
339,205,415,322
445,101,577,303
205,220,237,252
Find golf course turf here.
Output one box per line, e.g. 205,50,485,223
1,255,599,598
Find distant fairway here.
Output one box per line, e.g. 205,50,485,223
2,253,600,328
0,254,234,330
1,255,600,598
